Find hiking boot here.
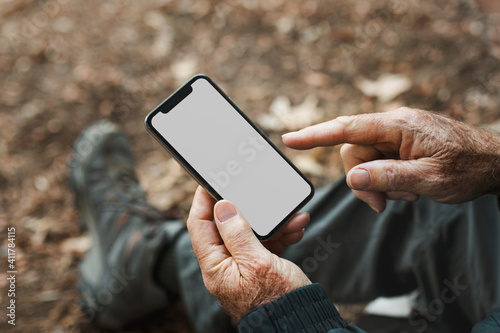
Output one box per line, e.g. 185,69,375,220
69,120,184,329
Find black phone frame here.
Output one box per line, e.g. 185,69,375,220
145,74,314,240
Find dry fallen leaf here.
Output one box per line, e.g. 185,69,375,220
355,74,412,103
60,234,91,257
291,154,324,176
258,95,322,131
171,55,199,85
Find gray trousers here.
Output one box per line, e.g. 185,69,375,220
173,177,500,333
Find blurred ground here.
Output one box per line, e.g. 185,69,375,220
0,0,499,332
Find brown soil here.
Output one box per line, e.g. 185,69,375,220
1,0,499,332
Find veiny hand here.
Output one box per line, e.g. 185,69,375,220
283,108,500,213
187,186,312,319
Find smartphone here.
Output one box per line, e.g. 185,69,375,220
145,75,314,239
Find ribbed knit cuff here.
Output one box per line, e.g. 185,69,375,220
238,283,348,333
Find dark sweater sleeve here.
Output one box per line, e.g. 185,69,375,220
238,283,366,333
472,308,500,333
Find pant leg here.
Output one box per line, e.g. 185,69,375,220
173,231,233,333
283,176,500,332
410,194,500,332
283,177,419,300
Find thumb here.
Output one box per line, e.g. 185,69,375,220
214,200,268,261
347,159,429,194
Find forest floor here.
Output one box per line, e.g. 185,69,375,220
1,0,500,332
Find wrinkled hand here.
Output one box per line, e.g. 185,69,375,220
187,186,312,319
283,108,500,212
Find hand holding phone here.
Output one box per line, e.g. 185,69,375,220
145,75,313,239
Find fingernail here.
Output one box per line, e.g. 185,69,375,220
282,132,296,139
368,203,382,213
349,169,371,190
215,201,238,223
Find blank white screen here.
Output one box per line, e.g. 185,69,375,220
151,78,311,236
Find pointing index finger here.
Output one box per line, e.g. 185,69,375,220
282,114,402,150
